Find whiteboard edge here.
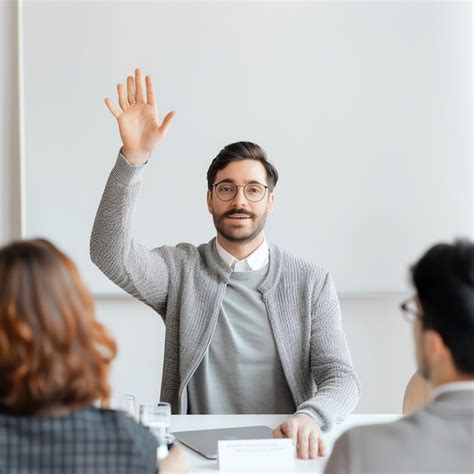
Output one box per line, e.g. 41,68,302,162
17,0,26,238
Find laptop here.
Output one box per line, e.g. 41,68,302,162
172,425,274,460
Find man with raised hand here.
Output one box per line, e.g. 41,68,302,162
91,69,360,460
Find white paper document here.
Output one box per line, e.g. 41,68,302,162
218,438,294,472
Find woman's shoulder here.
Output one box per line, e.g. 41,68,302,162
0,406,159,472
81,406,157,443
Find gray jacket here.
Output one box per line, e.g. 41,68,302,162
324,389,474,473
90,154,360,430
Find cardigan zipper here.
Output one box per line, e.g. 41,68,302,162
177,283,229,413
261,293,300,408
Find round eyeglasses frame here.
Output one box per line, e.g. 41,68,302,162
212,181,269,202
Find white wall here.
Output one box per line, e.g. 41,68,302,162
1,1,417,415
0,0,21,244
22,1,472,295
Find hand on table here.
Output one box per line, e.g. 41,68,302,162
158,444,188,473
273,413,326,460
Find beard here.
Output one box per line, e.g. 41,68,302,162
212,208,267,244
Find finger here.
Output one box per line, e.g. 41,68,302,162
308,432,319,460
296,428,309,460
127,75,135,104
145,75,155,106
104,98,121,118
117,83,129,111
135,68,145,103
283,420,297,440
273,426,284,438
276,421,289,436
159,111,176,135
318,437,327,457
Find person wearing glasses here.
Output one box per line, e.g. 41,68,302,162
91,69,360,459
325,240,474,474
0,239,187,473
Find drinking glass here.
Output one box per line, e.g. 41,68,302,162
118,393,136,419
139,402,171,438
139,402,174,459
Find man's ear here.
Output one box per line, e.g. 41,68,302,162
424,329,447,366
207,190,213,214
267,192,275,214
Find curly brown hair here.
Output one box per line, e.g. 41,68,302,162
0,239,117,415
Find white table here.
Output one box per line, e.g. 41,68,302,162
171,414,401,473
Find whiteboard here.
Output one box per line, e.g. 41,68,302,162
23,1,472,295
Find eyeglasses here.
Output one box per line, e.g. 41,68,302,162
400,296,423,323
213,181,268,202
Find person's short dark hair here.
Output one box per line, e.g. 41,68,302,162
411,239,474,374
207,141,279,192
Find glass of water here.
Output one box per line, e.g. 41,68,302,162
139,402,174,459
107,393,136,419
139,402,171,438
118,393,136,419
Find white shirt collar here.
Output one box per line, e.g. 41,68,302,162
216,237,269,272
430,381,474,402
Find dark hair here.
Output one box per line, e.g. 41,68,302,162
0,239,117,415
411,239,474,374
207,141,279,191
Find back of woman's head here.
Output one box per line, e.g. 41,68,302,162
0,239,117,415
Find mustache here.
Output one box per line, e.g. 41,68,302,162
224,209,255,218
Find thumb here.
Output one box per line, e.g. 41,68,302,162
273,426,284,438
279,421,292,437
159,110,176,134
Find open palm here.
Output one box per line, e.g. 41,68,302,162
105,69,175,163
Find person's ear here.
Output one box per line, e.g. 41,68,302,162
207,190,213,214
424,329,447,366
266,192,275,215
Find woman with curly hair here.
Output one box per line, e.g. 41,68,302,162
0,239,186,473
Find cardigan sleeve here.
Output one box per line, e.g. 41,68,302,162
90,152,172,317
296,273,361,430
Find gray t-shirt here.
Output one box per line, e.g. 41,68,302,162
187,265,296,414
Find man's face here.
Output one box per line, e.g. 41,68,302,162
207,159,274,244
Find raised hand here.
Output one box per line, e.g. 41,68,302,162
105,68,175,164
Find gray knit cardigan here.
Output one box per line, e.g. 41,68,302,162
90,154,361,430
